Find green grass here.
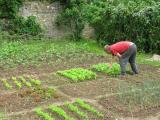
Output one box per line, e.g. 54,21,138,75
137,53,160,67
117,80,160,109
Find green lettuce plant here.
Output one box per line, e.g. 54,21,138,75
1,78,12,90
19,76,32,88
49,105,75,120
12,76,22,89
57,68,96,82
76,99,104,117
65,103,89,120
35,107,54,120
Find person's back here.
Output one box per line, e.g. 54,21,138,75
105,41,138,75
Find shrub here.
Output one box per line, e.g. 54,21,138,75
84,0,160,53
8,16,43,35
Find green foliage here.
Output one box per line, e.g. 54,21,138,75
76,99,104,117
0,39,104,69
117,80,160,109
35,107,54,120
57,68,96,82
12,76,22,89
8,16,43,35
1,78,12,90
0,0,23,19
29,77,41,86
33,87,56,99
19,76,32,88
49,105,75,120
84,0,160,53
56,0,86,40
65,103,89,120
92,63,120,75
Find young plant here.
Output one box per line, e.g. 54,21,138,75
29,78,41,86
76,99,103,117
57,68,96,83
49,105,75,120
35,107,54,120
1,79,12,90
92,63,120,76
12,77,22,89
92,63,110,72
65,103,89,120
19,76,32,88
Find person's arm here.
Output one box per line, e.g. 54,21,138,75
116,53,122,58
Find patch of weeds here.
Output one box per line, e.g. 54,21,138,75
1,78,12,90
57,68,96,82
76,99,104,117
35,107,54,120
65,103,89,120
49,105,75,120
117,80,160,109
91,63,120,76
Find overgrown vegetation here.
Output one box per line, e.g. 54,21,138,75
117,80,160,109
86,0,160,53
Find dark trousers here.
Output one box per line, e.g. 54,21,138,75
119,44,138,75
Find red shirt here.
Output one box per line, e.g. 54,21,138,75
109,41,133,55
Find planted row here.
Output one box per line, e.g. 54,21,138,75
57,68,96,82
35,99,104,120
91,63,120,75
0,76,41,90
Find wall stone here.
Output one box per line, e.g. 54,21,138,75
19,1,95,39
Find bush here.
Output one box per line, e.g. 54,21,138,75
56,0,86,40
0,0,23,19
84,0,160,53
8,16,43,36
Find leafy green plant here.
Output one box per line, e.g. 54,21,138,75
35,107,54,120
33,87,56,99
1,78,12,90
8,16,43,35
11,76,22,89
76,99,103,117
19,76,32,88
65,103,89,120
49,105,75,120
92,63,120,76
29,77,41,86
57,68,96,82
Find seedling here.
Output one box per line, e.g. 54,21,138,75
57,68,96,82
76,99,104,117
35,107,54,120
29,78,41,86
19,76,32,88
1,79,12,90
12,77,22,89
65,103,89,120
49,105,75,120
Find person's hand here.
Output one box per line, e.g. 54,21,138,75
116,53,122,58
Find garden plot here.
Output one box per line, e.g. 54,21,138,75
57,68,96,83
35,99,104,120
91,63,121,76
0,76,41,90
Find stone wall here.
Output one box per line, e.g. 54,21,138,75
19,1,95,39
